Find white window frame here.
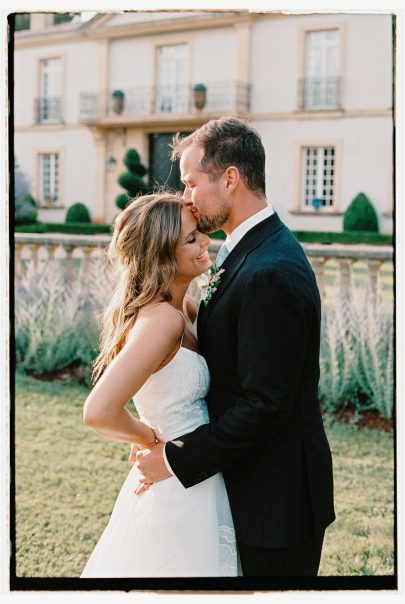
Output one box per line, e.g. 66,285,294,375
38,56,62,123
293,141,341,214
298,21,346,112
155,43,189,114
38,152,59,205
303,30,340,110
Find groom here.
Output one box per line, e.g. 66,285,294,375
136,117,335,576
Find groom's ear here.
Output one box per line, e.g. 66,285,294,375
224,166,239,192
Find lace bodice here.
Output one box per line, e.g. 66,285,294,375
132,346,210,442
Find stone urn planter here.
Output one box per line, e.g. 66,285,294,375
112,90,125,115
193,84,207,110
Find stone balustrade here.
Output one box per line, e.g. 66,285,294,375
14,233,393,301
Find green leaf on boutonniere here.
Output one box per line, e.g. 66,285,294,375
198,266,226,306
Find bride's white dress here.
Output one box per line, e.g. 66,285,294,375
81,346,239,577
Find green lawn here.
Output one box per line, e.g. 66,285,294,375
13,374,395,577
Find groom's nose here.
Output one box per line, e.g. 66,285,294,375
182,184,192,203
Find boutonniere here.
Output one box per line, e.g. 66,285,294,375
198,265,225,307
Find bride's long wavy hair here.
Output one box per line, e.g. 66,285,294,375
92,192,183,383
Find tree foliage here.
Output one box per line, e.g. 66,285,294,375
115,149,148,210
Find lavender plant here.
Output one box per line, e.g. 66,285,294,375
15,261,394,418
319,287,394,419
15,260,110,380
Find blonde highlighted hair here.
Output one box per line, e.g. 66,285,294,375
92,193,183,383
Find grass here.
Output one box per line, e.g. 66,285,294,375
13,374,395,578
318,418,395,576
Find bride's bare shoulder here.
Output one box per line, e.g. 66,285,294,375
131,301,184,337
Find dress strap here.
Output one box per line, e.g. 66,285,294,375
173,308,186,347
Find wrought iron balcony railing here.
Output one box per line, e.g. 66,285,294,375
79,81,251,121
298,77,341,111
34,97,62,123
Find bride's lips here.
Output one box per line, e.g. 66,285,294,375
196,251,210,263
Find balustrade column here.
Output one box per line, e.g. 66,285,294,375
338,258,353,298
15,243,24,279
30,243,42,269
46,243,59,266
310,257,326,299
81,246,94,278
367,260,383,294
64,245,75,278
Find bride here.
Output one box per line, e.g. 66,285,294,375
81,192,238,578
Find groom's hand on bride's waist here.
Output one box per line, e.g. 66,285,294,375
134,441,172,495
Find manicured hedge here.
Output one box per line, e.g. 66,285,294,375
209,230,226,240
293,230,392,246
14,223,392,245
15,222,112,235
208,230,392,245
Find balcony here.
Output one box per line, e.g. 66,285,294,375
34,97,62,123
79,81,251,125
298,77,341,111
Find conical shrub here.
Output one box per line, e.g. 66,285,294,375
343,192,379,232
115,148,148,210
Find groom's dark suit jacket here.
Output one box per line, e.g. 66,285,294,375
166,213,335,548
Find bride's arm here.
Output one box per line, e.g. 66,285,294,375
83,304,184,446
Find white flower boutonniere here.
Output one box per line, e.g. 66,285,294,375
198,265,225,307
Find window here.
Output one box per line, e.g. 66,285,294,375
36,58,62,122
300,146,335,210
53,13,77,25
39,153,59,205
156,44,189,113
14,14,30,31
300,29,340,110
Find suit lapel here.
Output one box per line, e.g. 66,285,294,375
198,213,284,334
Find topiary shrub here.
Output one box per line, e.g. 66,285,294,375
115,148,148,210
343,192,379,232
65,202,91,223
14,160,38,225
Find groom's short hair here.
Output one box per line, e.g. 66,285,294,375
171,117,266,196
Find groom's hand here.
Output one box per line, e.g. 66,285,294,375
135,441,172,494
128,442,139,463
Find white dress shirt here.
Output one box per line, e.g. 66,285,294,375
162,203,274,477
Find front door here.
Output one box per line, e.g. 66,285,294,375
149,132,190,193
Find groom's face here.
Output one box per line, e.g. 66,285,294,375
180,144,231,234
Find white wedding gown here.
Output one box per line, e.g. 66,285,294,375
81,346,239,577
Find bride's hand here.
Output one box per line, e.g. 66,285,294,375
135,481,153,496
129,426,157,463
128,442,140,463
129,441,155,494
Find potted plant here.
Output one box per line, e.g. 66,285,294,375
112,89,125,115
193,83,207,110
